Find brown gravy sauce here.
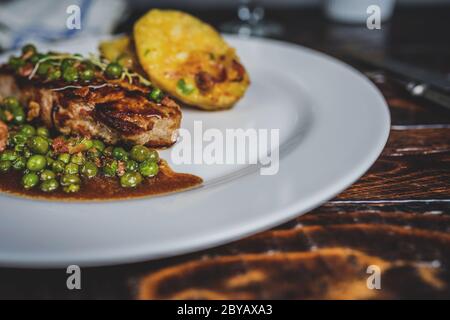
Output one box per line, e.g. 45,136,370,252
0,161,202,201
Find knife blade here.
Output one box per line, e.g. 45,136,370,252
347,51,450,110
349,52,450,92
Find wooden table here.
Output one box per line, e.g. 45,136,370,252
0,6,449,299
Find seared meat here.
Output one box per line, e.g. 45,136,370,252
0,70,181,147
0,120,8,152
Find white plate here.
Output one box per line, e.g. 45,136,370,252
0,36,390,267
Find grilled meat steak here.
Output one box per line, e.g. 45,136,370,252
0,68,181,147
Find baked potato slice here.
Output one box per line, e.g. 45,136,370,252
133,9,250,110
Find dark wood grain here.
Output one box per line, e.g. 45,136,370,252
2,202,449,299
382,129,450,156
138,248,450,299
335,128,450,201
1,5,450,300
280,202,450,231
137,203,450,299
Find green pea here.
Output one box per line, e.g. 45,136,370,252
120,172,143,188
12,108,26,125
81,60,94,68
112,147,128,160
58,153,71,164
20,124,36,137
103,146,113,157
40,179,59,192
36,127,50,137
65,163,79,175
0,160,12,173
27,155,46,171
23,147,33,158
70,153,85,165
62,66,79,82
87,146,101,156
0,150,18,161
14,145,24,153
46,157,54,167
8,56,24,70
92,140,105,152
60,59,75,72
48,68,62,81
147,149,159,163
22,172,39,189
80,68,95,82
177,78,195,95
60,174,81,186
81,139,94,150
105,62,123,79
22,44,37,55
63,184,80,193
130,145,150,162
40,169,56,181
37,61,52,76
30,53,44,64
125,160,139,172
12,134,28,146
81,161,98,179
149,87,163,102
139,160,159,177
3,96,20,110
103,160,118,177
12,156,26,170
27,136,49,154
51,160,65,173
86,149,101,162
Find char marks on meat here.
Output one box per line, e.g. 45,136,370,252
0,67,181,147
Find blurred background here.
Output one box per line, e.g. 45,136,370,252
95,0,450,7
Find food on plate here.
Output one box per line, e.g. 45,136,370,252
0,44,202,199
0,94,160,192
98,36,141,71
102,10,250,110
0,95,202,199
0,7,248,200
134,9,249,110
0,44,181,147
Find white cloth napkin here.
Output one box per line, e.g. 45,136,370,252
0,0,126,50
